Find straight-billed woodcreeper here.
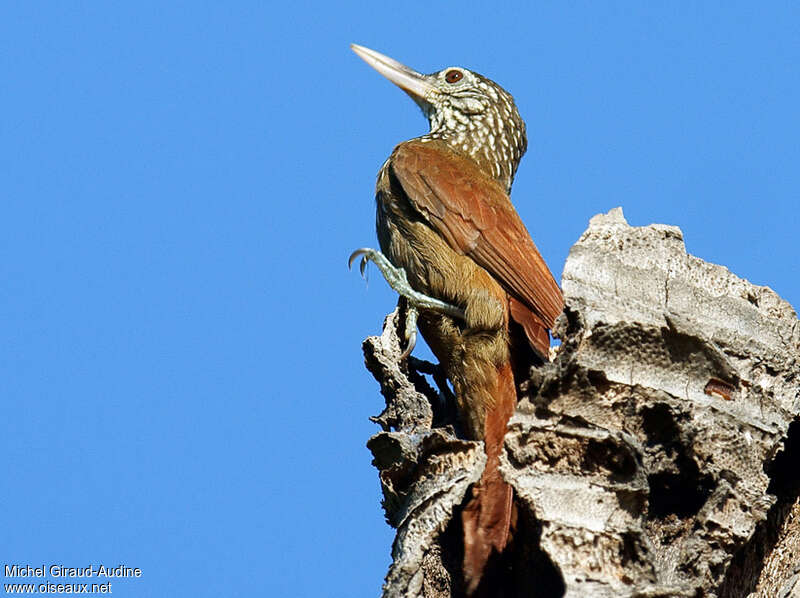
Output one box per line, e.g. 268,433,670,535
350,44,563,593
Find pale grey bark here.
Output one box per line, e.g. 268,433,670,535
362,208,800,598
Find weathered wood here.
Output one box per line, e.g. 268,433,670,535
362,208,800,597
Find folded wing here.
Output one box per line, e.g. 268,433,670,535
391,139,563,355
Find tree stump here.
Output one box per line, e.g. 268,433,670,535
362,208,800,598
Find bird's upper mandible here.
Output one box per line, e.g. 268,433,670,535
351,44,527,192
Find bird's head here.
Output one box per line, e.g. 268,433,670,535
352,44,528,192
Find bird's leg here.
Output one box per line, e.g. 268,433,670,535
349,248,465,319
349,248,465,355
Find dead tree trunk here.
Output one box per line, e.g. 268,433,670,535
362,208,800,598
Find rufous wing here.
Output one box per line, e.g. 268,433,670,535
390,139,563,354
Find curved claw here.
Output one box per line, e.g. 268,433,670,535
400,304,419,359
348,247,371,270
400,328,417,360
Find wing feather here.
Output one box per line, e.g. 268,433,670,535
391,140,563,329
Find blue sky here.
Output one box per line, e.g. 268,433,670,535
2,3,798,597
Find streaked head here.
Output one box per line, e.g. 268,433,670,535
351,44,528,191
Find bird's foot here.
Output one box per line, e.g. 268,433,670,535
349,248,465,319
400,303,418,359
349,247,466,355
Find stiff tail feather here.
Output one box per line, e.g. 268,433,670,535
461,361,517,595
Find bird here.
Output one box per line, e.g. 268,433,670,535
350,44,563,594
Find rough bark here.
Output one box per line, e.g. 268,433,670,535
362,208,800,598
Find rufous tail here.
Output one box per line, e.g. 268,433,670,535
461,361,517,595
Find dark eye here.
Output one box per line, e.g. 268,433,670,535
445,70,463,84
